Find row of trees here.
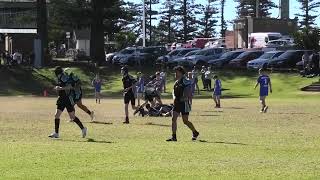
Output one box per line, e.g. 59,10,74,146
44,0,320,64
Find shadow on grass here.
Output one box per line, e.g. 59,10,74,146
198,140,248,146
86,138,114,144
56,138,114,144
144,122,171,127
199,114,220,117
223,107,246,110
89,121,113,125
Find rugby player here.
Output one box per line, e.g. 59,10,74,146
166,66,200,142
254,68,272,113
121,66,137,124
48,66,87,138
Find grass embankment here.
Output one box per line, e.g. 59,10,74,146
0,64,319,99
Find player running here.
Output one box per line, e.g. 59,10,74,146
68,71,95,121
49,66,87,138
121,66,138,124
254,68,272,113
166,66,200,142
213,75,222,108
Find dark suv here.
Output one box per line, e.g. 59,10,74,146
268,50,312,69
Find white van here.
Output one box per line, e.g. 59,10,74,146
249,32,282,48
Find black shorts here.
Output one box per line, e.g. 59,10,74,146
124,91,135,105
173,101,191,115
56,96,75,112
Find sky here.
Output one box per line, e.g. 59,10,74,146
126,0,320,30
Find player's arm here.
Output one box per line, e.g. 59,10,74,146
254,82,259,89
54,84,72,91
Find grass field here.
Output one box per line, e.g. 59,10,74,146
1,97,320,179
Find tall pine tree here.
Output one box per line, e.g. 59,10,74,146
295,0,320,31
235,0,277,18
197,0,219,38
220,0,227,37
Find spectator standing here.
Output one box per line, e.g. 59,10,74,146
204,67,212,91
191,66,200,95
200,66,207,89
160,69,166,93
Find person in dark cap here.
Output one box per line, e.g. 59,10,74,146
48,66,87,138
121,66,138,124
166,66,199,142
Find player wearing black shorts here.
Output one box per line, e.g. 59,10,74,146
68,73,95,121
48,66,87,138
166,66,199,142
121,66,137,124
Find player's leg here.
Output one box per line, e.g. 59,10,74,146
68,110,87,138
182,114,199,140
76,99,94,121
260,96,266,112
124,103,130,123
213,94,218,107
97,92,101,104
166,111,179,141
216,95,221,108
49,108,63,138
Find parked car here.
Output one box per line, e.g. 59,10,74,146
268,50,312,69
167,50,201,68
228,50,264,68
247,51,284,70
208,50,245,68
265,40,295,48
112,46,167,65
112,47,145,65
157,48,199,64
174,48,225,67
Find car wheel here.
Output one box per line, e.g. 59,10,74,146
262,63,268,69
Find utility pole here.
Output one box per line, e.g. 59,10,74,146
256,0,259,18
142,0,146,47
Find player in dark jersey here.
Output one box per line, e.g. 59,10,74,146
121,66,137,124
68,72,95,121
254,68,272,113
48,66,87,138
166,66,199,142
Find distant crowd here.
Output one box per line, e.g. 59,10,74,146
0,50,34,67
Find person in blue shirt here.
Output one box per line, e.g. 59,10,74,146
213,75,222,108
254,68,272,113
92,74,102,104
136,72,145,106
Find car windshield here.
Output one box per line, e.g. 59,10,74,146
168,50,180,56
179,49,193,56
120,49,135,54
184,51,199,57
237,51,257,58
195,50,207,55
278,51,298,59
268,35,281,41
220,51,243,58
259,52,276,59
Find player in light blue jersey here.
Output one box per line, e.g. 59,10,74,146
254,68,272,113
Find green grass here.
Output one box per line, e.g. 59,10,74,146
1,65,319,99
1,97,320,179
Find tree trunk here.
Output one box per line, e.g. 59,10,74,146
183,0,187,42
90,0,105,65
149,0,152,45
37,0,48,66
